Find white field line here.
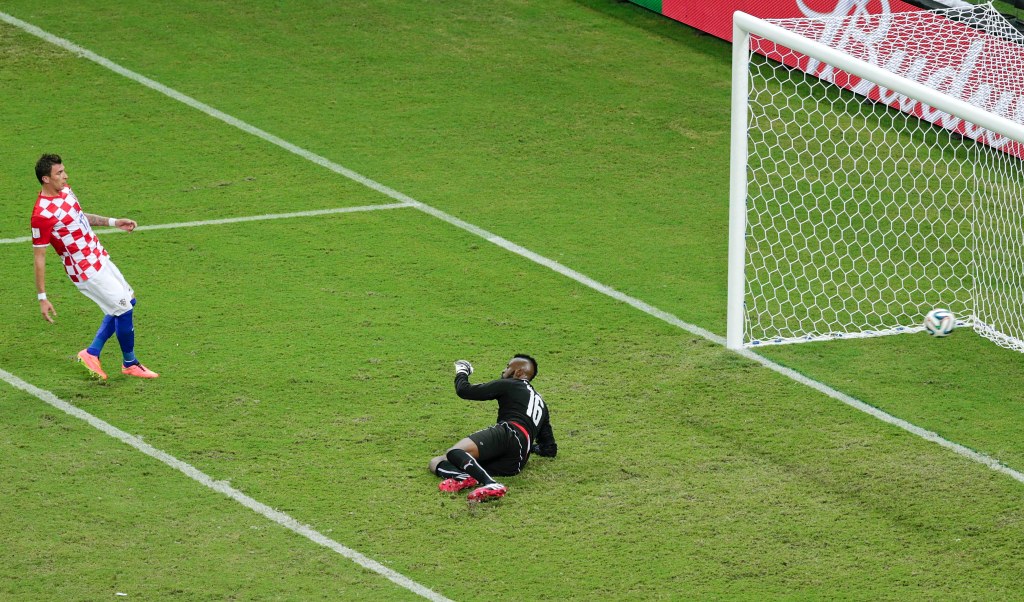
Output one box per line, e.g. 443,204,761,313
0,367,453,602
0,3,1020,576
0,203,412,245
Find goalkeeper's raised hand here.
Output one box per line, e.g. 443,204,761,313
454,360,473,376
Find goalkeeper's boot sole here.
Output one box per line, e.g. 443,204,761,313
77,349,107,380
467,483,507,503
439,477,479,493
122,363,159,379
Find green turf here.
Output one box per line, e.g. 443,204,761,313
2,1,1024,600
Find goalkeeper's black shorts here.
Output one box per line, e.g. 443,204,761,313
468,421,530,476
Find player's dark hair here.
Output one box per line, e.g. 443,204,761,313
35,154,63,184
514,353,538,380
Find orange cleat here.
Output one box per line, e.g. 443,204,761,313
121,363,159,379
77,349,107,380
467,483,507,503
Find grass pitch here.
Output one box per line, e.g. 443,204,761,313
2,1,1024,600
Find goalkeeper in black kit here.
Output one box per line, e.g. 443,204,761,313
428,354,557,502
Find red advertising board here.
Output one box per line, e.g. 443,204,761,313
661,0,922,42
751,8,1024,158
640,0,1024,158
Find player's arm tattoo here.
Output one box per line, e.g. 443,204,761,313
84,213,110,227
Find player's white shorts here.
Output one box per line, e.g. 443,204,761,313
74,259,135,316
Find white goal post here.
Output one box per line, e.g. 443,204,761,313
727,7,1024,352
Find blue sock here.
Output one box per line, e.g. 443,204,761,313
115,309,137,366
87,315,116,357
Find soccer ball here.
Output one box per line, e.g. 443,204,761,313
923,308,955,337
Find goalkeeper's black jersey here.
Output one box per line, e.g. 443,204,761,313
454,374,556,453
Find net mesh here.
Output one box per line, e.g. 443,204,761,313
741,4,1024,352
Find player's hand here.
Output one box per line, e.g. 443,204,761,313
454,360,473,376
532,442,558,458
114,218,137,232
39,299,57,324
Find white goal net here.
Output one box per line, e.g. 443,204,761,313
727,4,1024,354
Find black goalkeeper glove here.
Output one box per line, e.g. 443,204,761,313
454,360,473,377
531,442,558,458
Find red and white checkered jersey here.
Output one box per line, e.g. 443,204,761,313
30,186,109,283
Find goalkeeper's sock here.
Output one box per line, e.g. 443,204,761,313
86,314,116,356
446,449,496,486
433,460,470,481
114,309,138,366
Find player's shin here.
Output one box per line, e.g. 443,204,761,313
434,460,470,480
87,314,115,356
445,449,495,486
114,309,137,366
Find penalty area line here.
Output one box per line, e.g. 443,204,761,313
0,203,413,245
0,367,454,602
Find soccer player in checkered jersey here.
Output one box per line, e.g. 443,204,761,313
428,354,557,502
31,154,159,380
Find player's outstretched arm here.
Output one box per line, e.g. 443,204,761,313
452,360,508,401
85,213,137,232
33,246,56,323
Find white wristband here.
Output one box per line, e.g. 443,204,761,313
37,292,47,301
108,217,117,227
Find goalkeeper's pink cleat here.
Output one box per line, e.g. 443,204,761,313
77,349,107,380
467,483,507,502
122,363,159,379
439,476,479,493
